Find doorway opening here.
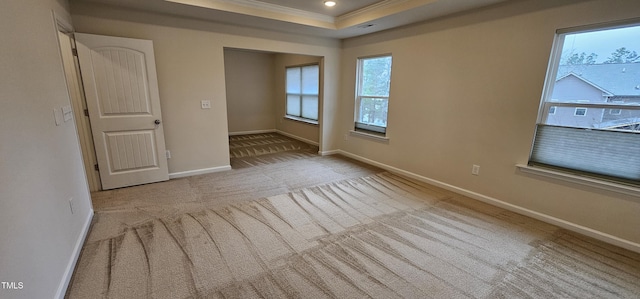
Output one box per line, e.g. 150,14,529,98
223,48,323,169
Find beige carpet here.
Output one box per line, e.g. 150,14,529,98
67,154,640,298
229,133,319,169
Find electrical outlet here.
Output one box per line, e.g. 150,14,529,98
201,100,211,109
68,197,74,214
472,165,480,176
166,150,171,159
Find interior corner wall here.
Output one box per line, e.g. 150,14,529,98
274,54,322,144
339,0,640,246
1,0,94,298
224,49,276,134
70,2,341,173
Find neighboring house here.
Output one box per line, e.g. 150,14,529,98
547,63,640,131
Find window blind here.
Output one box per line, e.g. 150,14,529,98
530,125,640,184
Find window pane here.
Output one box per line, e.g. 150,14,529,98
543,25,640,130
301,96,318,120
358,97,388,127
286,67,301,93
286,95,300,117
302,65,319,95
360,56,392,97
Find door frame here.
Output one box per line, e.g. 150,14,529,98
54,14,102,191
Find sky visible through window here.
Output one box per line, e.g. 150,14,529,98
561,24,640,64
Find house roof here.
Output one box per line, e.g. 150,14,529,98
556,72,613,96
556,63,640,96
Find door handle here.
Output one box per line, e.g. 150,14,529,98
154,119,161,125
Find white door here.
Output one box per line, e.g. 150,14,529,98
75,33,169,190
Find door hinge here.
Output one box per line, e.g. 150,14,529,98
94,164,99,171
72,48,78,56
84,109,89,117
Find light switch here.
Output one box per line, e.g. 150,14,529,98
201,100,211,109
62,105,73,122
54,108,63,126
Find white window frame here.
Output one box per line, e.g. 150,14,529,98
610,108,622,115
355,54,392,136
527,19,640,190
574,107,587,116
285,64,319,123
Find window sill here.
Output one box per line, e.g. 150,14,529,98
349,130,389,144
516,164,640,197
284,116,318,125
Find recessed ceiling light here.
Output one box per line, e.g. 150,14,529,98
324,1,336,7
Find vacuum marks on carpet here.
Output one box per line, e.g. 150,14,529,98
68,172,640,298
229,133,319,169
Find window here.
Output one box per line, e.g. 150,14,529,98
574,107,587,116
528,22,640,186
355,55,392,135
286,64,319,121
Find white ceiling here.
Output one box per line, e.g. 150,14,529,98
256,0,383,17
71,0,511,39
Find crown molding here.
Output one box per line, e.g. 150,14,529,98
223,0,335,23
166,0,336,28
338,0,408,20
336,0,438,29
166,0,470,33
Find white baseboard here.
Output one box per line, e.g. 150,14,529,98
276,130,319,146
56,208,94,299
319,149,340,156
337,150,640,254
228,129,276,136
169,165,231,179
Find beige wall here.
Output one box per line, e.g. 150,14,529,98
339,0,640,245
224,49,276,134
8,0,639,296
67,0,639,250
0,0,93,298
71,2,341,172
274,53,323,144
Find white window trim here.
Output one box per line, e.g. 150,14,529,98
516,164,640,197
610,109,622,115
355,54,392,135
284,115,318,125
349,130,389,143
574,107,587,116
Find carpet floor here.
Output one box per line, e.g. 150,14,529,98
229,133,319,169
66,141,640,298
